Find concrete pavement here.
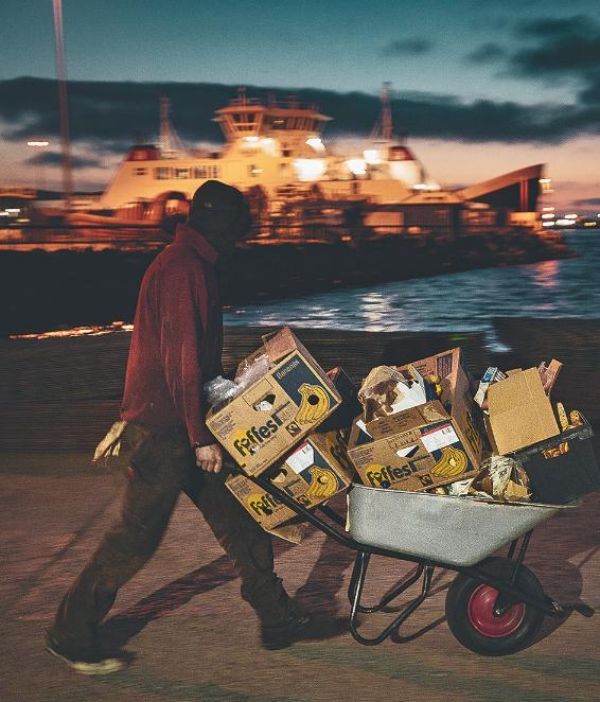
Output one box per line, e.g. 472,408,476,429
2,452,600,702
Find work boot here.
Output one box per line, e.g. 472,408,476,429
45,632,129,675
260,601,347,650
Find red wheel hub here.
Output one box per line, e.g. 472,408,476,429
467,584,526,638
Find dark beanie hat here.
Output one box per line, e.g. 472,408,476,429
187,180,251,255
188,180,245,224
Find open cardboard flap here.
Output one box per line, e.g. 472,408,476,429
487,368,560,454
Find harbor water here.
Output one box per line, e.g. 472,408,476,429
223,231,599,349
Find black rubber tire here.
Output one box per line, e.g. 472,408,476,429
445,557,545,656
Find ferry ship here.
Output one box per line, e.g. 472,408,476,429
92,88,550,234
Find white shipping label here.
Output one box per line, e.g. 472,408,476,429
421,424,459,452
286,443,315,474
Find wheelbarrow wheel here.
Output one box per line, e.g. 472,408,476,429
445,557,545,656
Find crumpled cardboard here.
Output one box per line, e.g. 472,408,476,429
446,454,531,502
358,365,427,423
538,359,562,394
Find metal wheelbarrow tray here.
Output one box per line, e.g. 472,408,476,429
347,484,574,567
236,467,586,656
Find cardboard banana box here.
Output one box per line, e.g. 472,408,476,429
225,429,355,537
348,348,483,492
207,328,342,476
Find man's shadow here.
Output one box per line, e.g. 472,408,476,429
101,515,356,649
102,553,242,649
293,528,356,616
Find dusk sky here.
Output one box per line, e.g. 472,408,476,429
2,0,600,209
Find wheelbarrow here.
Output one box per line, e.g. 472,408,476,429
237,468,583,656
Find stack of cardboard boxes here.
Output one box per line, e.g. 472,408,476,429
207,328,598,541
207,328,359,541
347,348,483,494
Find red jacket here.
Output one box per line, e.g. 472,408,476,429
121,223,223,446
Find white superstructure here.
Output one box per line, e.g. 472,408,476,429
99,90,439,211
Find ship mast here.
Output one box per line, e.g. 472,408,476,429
370,82,394,144
159,97,186,158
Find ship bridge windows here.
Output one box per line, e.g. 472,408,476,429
153,165,220,181
154,167,171,180
265,116,316,131
228,111,261,134
266,116,287,130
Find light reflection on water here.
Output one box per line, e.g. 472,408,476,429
224,232,600,349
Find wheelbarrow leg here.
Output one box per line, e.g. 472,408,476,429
348,552,425,615
349,552,434,646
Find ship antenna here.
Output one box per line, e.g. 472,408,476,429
159,96,186,158
370,82,395,143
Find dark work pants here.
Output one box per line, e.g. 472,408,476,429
49,423,293,654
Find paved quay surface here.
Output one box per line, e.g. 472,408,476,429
2,323,600,701
2,452,599,702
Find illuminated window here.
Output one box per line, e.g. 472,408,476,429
154,167,171,179
174,168,189,179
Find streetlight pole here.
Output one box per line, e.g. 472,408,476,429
52,0,73,211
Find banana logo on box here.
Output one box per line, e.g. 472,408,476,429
431,446,468,478
305,467,338,500
296,384,331,424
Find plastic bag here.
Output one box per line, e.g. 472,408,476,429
204,352,271,411
234,352,270,392
204,375,238,408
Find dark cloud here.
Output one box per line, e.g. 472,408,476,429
25,150,101,169
465,43,507,64
506,14,600,104
381,38,433,57
516,15,589,39
1,76,600,151
573,197,600,206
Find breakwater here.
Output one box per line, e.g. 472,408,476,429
0,227,570,335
